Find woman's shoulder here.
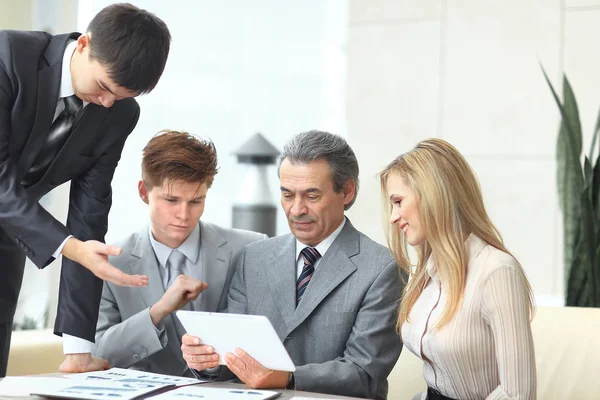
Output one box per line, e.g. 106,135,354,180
468,236,521,279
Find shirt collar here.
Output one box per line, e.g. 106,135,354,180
59,40,77,99
148,222,201,270
295,217,346,262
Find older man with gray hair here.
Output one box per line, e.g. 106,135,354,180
181,130,403,400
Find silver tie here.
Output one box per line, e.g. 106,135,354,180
167,250,187,287
168,250,193,311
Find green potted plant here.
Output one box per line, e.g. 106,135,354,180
543,68,600,307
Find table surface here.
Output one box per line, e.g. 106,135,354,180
0,377,367,400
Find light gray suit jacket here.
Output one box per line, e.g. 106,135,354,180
94,221,266,376
225,220,403,400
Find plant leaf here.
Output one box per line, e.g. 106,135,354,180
566,238,588,306
580,170,597,305
589,105,600,162
542,67,584,288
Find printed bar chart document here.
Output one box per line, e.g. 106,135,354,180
30,379,173,400
150,385,281,400
63,367,205,386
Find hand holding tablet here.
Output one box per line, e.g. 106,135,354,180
177,311,296,372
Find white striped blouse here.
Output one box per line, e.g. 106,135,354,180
401,235,536,400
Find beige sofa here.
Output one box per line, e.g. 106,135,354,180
7,307,600,399
388,306,600,399
7,329,63,376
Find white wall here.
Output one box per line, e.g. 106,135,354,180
9,1,347,329
78,0,348,242
0,1,33,29
346,0,600,305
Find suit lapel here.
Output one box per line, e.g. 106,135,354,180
265,235,297,331
129,228,166,309
286,221,360,335
195,221,229,311
17,66,60,177
17,32,79,178
36,105,110,185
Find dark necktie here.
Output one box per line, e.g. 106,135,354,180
22,95,83,186
296,246,322,306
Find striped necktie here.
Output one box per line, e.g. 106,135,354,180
296,246,322,306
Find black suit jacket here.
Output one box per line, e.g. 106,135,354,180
0,30,140,341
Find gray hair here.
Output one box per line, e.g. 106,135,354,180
277,130,359,210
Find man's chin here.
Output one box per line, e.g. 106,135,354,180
291,229,315,242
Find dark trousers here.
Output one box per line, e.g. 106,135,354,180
0,228,27,377
427,387,457,400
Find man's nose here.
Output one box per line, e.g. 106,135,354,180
290,198,307,215
99,94,115,108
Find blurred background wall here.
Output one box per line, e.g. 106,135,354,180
4,0,600,329
346,0,600,307
4,0,348,329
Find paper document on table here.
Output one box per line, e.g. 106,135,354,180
150,386,281,400
290,398,326,400
290,398,330,400
0,377,73,397
31,379,173,400
290,398,328,400
64,367,204,386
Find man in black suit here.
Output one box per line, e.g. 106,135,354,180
0,3,171,375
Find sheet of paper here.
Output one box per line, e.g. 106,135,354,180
64,367,204,386
31,379,173,400
150,386,280,400
289,397,326,400
0,377,73,397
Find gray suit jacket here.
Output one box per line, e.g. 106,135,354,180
94,221,266,376
226,220,403,400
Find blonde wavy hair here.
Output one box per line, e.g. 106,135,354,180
379,138,534,331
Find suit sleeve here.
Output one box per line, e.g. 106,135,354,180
53,104,140,341
225,246,249,314
293,260,403,399
221,233,267,312
0,34,70,268
95,281,167,368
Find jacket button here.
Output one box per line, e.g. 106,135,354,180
133,353,140,361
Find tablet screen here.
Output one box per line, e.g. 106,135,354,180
176,311,296,372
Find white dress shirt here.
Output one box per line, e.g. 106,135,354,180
149,223,202,289
147,223,202,336
294,217,346,279
401,235,536,400
51,40,90,260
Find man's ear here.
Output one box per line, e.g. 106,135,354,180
75,33,91,54
342,179,356,206
138,180,149,204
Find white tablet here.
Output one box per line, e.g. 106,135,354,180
176,311,296,372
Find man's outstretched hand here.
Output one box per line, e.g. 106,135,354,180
62,238,148,287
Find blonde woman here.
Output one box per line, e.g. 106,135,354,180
380,139,536,400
